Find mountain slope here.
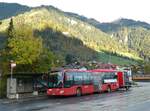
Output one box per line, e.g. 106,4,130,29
99,18,150,32
100,20,150,61
0,4,142,65
66,13,150,61
66,12,150,32
111,27,150,60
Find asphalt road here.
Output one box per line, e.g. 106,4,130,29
1,82,150,111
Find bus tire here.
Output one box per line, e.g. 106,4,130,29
76,88,82,96
107,86,111,93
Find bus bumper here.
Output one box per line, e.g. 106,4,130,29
47,88,65,96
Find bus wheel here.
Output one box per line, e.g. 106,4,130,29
76,88,82,96
107,86,111,93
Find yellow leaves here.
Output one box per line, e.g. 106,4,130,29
7,25,43,65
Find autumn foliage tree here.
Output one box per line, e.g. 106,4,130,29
4,19,57,72
7,24,43,65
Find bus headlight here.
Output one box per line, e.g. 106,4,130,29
60,90,64,94
49,89,52,91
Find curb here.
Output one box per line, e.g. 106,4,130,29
1,95,48,104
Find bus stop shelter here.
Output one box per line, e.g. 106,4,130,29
6,73,48,99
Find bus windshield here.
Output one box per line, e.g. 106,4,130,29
48,72,63,88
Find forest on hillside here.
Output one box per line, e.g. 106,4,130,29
0,4,149,74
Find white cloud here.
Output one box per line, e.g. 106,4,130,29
0,0,150,23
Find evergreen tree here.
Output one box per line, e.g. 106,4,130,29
7,18,14,39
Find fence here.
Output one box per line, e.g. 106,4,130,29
133,75,150,80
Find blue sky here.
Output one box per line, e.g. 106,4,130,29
0,0,150,23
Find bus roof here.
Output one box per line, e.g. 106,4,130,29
50,68,117,73
64,69,88,72
89,69,117,72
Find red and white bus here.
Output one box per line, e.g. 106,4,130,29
46,68,127,96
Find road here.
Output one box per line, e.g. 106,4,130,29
1,82,150,111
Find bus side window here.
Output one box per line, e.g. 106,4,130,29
74,72,82,85
64,72,74,87
83,72,91,85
